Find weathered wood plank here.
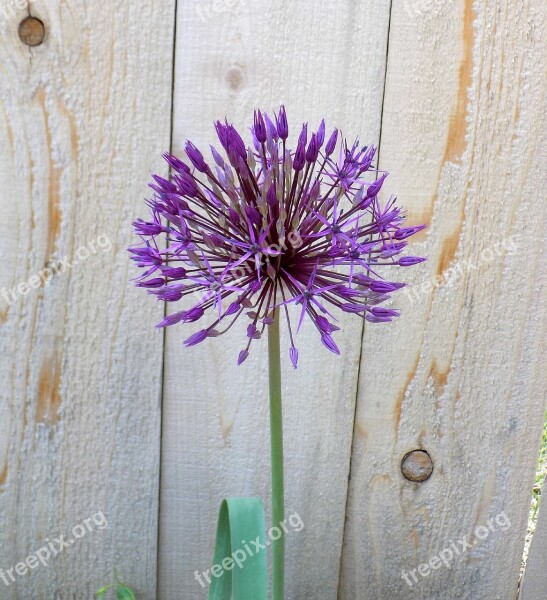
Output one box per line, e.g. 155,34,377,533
0,2,174,597
340,0,547,598
159,1,392,597
521,498,547,599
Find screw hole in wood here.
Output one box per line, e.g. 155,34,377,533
401,449,434,482
18,16,45,47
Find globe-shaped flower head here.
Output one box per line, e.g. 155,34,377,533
130,106,426,367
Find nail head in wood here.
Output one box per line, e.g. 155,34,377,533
401,450,434,482
18,17,45,47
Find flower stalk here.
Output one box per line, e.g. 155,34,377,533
268,308,284,600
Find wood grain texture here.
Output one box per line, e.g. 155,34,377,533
1,1,544,598
520,499,547,600
340,0,547,598
0,1,174,597
158,1,392,598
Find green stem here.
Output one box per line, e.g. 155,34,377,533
268,310,284,600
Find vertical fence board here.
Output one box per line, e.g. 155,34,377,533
0,2,174,597
520,499,547,600
340,0,547,598
159,0,392,598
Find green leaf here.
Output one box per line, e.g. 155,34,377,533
96,584,114,599
116,584,136,600
208,497,268,600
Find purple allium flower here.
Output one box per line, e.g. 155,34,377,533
130,106,426,367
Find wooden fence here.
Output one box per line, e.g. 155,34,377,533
0,0,545,598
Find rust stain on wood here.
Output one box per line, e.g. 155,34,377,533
393,355,420,430
57,97,79,159
6,119,14,154
0,100,14,154
442,0,475,165
0,463,7,487
409,528,420,549
354,419,367,438
371,473,391,490
429,359,449,395
436,223,462,277
36,88,62,261
36,355,62,425
220,416,235,441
